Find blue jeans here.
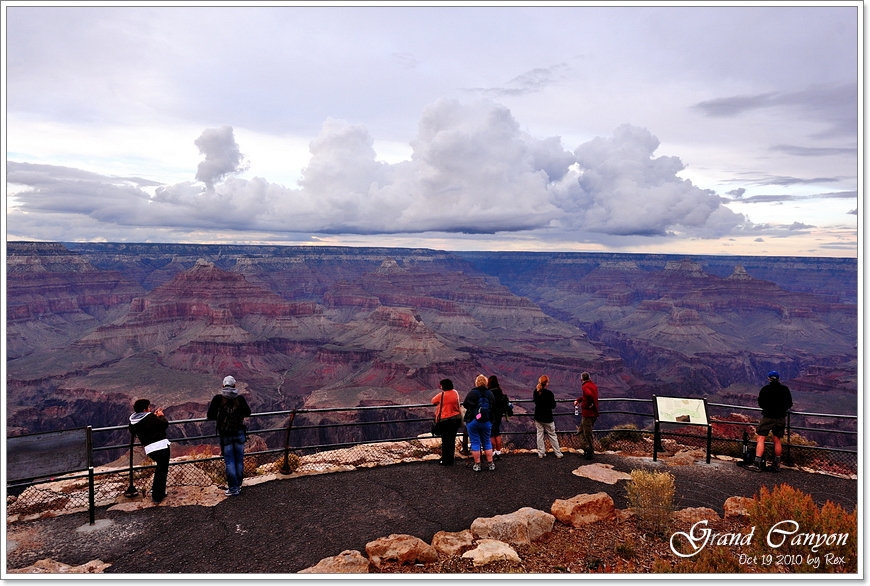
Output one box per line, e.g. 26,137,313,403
467,418,492,452
220,430,246,493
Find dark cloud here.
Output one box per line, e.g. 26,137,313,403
735,190,856,204
693,83,856,138
727,187,746,199
770,145,856,157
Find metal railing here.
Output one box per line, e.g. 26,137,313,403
6,397,857,523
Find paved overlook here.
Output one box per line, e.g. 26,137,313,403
6,452,857,574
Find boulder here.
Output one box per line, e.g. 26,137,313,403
431,530,474,557
551,492,615,527
365,534,439,568
461,539,521,567
673,507,720,524
470,507,555,545
571,463,632,484
7,559,111,574
724,496,755,519
297,550,370,574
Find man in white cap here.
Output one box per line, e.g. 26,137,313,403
207,375,252,495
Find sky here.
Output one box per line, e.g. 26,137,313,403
3,2,862,257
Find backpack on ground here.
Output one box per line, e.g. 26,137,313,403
475,389,491,423
217,397,245,435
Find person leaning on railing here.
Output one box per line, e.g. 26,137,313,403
128,399,171,504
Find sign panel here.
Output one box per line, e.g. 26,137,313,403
654,396,709,425
7,428,89,483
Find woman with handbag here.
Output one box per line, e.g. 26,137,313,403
431,379,462,465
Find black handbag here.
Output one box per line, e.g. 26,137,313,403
431,392,444,436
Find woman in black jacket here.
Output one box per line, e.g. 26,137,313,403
533,375,563,458
129,399,171,503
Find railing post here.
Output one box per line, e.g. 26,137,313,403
653,421,660,462
124,430,139,497
786,411,792,465
705,424,712,464
86,426,95,525
280,410,298,474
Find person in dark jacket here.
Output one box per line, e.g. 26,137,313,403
207,376,252,496
573,372,599,460
129,399,170,504
746,371,793,472
463,374,497,472
487,375,509,460
533,375,563,458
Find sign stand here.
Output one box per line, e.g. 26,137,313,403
652,395,712,464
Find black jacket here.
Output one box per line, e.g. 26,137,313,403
129,412,169,448
463,386,496,424
533,388,557,423
758,380,793,418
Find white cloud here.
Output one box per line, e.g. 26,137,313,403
7,100,759,243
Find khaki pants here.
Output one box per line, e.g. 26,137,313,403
535,421,562,457
580,416,597,452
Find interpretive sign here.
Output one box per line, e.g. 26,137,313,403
652,396,712,463
654,396,709,425
7,428,90,483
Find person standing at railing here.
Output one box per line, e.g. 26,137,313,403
463,374,497,472
573,372,599,460
746,371,793,473
128,399,171,504
487,375,511,461
432,379,463,466
207,376,252,496
533,375,563,459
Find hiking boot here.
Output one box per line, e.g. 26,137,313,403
472,463,481,472
488,462,496,471
584,449,594,460
771,458,781,473
744,458,764,472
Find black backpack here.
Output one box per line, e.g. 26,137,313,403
476,389,491,423
217,397,244,435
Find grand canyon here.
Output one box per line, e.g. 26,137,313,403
6,242,857,449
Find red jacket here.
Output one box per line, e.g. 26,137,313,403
578,380,599,417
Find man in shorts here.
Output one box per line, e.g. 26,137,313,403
746,371,793,472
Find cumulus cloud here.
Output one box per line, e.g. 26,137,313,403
554,124,744,237
194,125,246,190
7,99,753,242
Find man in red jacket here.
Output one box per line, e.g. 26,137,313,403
574,372,599,460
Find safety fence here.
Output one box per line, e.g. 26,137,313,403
6,397,857,523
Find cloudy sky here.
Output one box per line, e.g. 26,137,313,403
4,3,860,257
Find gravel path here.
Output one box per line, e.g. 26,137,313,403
6,453,857,574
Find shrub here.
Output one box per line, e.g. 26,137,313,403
744,484,857,573
599,424,646,450
273,452,301,473
660,484,857,574
625,469,674,535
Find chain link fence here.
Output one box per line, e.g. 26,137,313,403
7,398,856,521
